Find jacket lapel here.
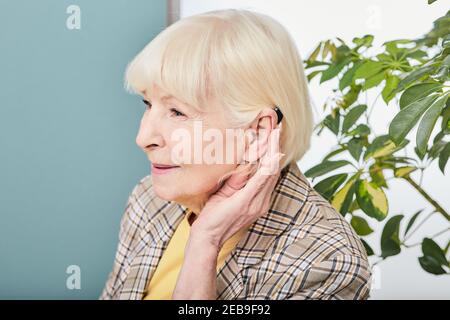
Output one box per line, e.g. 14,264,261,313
118,200,186,299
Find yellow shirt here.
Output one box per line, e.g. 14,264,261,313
143,208,249,300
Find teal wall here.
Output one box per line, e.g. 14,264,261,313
0,0,166,299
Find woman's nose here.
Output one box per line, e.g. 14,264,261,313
135,112,165,151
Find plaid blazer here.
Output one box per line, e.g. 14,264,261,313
99,162,372,300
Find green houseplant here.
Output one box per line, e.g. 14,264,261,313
304,8,449,275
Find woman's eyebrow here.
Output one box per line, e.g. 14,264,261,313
161,95,188,108
161,94,175,102
160,94,174,102
149,93,195,112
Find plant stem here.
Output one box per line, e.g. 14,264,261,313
403,210,435,243
419,168,424,186
367,91,382,120
371,257,384,267
403,227,450,248
403,176,450,221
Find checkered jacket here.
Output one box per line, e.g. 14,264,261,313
99,162,372,300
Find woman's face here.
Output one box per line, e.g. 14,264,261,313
135,84,247,211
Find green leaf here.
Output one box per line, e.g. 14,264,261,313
427,0,438,4
438,142,450,174
347,138,364,161
304,160,352,178
337,84,362,109
354,60,384,80
433,130,447,144
380,214,404,258
351,215,374,236
395,66,436,93
414,146,426,161
441,102,450,130
393,166,417,178
322,40,331,60
323,112,341,135
364,135,408,161
385,42,401,56
348,199,360,213
389,95,440,146
305,60,330,69
443,34,450,48
346,124,371,137
356,179,389,221
419,256,447,275
433,65,449,82
429,139,448,159
422,238,448,266
364,135,391,160
331,174,359,215
404,209,424,237
382,74,400,104
334,43,351,61
376,53,393,62
352,35,374,49
339,61,362,91
342,104,367,133
369,163,388,188
399,83,442,110
322,147,347,161
307,42,322,62
320,57,351,83
313,173,348,201
381,155,415,166
307,70,322,82
416,94,449,156
442,54,450,69
362,71,385,90
361,238,374,256
406,49,428,61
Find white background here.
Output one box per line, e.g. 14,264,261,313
181,0,450,299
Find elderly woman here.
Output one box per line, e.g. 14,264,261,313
99,9,372,300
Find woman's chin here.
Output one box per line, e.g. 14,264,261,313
152,184,175,201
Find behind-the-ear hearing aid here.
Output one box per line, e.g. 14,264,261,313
274,106,283,124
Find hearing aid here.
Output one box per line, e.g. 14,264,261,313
274,106,283,124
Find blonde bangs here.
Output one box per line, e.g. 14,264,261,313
124,18,224,113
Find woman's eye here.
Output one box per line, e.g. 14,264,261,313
142,99,152,109
142,99,186,118
170,108,186,117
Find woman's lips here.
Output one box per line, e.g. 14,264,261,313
151,163,180,175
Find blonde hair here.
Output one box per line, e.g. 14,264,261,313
125,9,314,172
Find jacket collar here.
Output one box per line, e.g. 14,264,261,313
118,161,312,299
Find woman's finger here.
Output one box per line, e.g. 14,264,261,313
237,151,284,201
215,165,252,198
260,127,283,176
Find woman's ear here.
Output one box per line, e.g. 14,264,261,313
242,108,278,163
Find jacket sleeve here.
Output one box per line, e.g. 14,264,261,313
98,181,142,300
286,254,372,300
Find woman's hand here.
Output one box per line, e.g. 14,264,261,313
190,126,285,250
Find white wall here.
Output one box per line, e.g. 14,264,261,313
181,0,450,299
